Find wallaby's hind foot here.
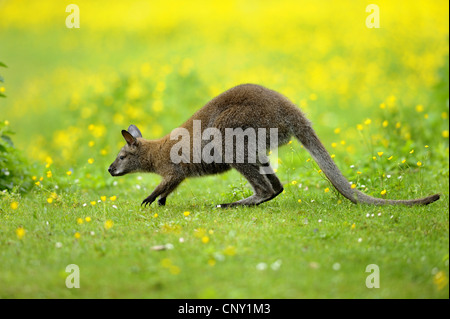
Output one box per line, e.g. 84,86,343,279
216,187,284,208
216,163,284,208
264,186,284,202
216,195,262,208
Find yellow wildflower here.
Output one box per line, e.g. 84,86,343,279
11,201,19,210
169,266,181,275
433,271,449,290
88,158,94,164
45,157,53,168
161,258,172,268
77,218,84,225
85,217,92,222
208,259,216,266
152,100,163,112
100,196,107,201
201,236,210,244
66,171,72,176
110,195,117,201
380,190,387,195
47,198,53,204
16,227,25,239
74,232,81,239
104,220,114,230
415,104,424,112
324,188,330,193
224,246,237,256
417,161,422,167
377,152,383,157
387,95,396,107
183,211,190,216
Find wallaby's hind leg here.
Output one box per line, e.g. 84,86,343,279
217,163,283,208
261,163,284,195
264,172,284,201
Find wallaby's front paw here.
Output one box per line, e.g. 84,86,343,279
141,196,156,207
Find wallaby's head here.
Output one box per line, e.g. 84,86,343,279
108,125,143,177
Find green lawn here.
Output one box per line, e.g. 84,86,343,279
0,158,448,298
0,0,448,298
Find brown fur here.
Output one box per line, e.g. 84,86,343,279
108,84,440,207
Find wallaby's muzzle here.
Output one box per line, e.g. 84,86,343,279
108,165,115,176
108,164,119,176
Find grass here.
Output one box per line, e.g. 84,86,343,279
0,0,448,298
1,154,448,298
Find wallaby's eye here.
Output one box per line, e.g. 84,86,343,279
119,155,126,160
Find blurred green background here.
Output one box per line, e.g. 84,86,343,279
1,0,448,179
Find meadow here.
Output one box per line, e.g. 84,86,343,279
0,0,448,298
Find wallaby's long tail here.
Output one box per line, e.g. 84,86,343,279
295,125,440,206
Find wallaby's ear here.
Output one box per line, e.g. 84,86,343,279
122,130,137,146
128,125,143,138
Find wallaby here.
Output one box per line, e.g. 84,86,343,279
108,83,440,208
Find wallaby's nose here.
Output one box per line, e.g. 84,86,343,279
108,166,113,174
